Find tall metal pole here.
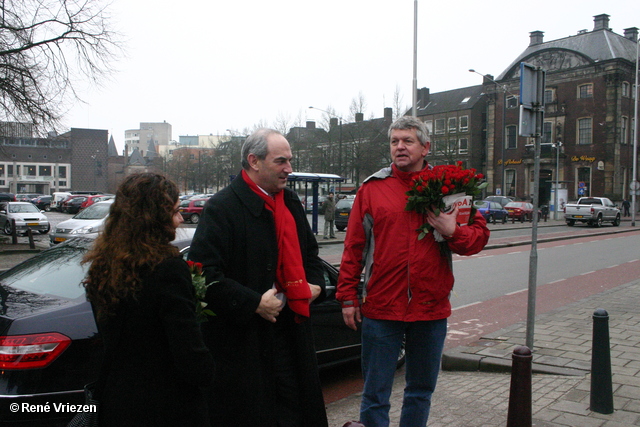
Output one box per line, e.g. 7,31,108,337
632,38,639,227
412,0,418,117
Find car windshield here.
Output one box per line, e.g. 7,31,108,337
474,201,489,208
8,204,39,213
0,239,90,300
179,200,191,207
74,203,111,220
336,199,354,209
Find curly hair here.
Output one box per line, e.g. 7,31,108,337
83,173,181,320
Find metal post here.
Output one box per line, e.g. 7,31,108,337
412,0,418,117
632,38,639,227
507,346,532,427
590,308,614,414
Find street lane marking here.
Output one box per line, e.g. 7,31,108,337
580,270,595,275
506,289,527,296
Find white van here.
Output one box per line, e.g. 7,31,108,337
50,192,72,211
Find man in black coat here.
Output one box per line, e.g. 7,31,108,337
189,128,329,427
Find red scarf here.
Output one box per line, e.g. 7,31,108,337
242,170,311,321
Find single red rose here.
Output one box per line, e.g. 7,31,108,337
441,186,449,194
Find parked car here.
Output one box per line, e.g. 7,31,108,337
60,195,88,214
79,194,114,211
563,197,621,227
178,198,208,224
334,196,356,231
0,202,50,235
483,195,515,208
0,193,16,202
50,192,72,211
50,199,113,245
474,200,508,224
32,195,53,211
305,195,327,213
0,230,400,426
16,193,41,202
504,201,536,222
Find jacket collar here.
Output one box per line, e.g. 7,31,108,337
230,172,297,217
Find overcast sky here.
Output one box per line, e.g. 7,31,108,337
64,0,639,153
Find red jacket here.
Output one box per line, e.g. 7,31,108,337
336,165,490,322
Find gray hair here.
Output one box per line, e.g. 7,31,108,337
388,116,430,146
241,128,283,169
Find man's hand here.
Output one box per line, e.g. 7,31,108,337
256,289,283,323
342,306,362,331
427,205,458,238
308,283,322,302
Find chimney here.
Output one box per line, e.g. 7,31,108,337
383,107,393,123
306,121,316,129
418,87,430,108
355,113,364,122
329,117,338,128
529,31,544,46
483,74,496,86
624,27,639,42
593,14,610,31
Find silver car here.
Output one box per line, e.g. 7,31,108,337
0,201,50,235
50,199,113,245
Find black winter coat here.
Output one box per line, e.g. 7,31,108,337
189,174,328,427
97,257,214,427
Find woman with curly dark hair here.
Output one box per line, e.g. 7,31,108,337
83,173,214,427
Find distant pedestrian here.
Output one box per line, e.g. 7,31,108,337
337,116,490,427
323,191,336,239
83,173,214,427
622,199,630,217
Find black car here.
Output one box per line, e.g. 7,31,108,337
334,197,355,231
0,229,375,426
60,196,88,214
32,195,52,211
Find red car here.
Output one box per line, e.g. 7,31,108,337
178,198,208,224
504,201,536,222
59,195,88,214
80,194,113,210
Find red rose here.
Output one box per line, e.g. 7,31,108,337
441,186,450,194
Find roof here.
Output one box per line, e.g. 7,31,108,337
287,172,344,182
416,85,486,116
498,26,638,80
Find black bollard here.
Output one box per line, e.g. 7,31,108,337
507,345,532,427
10,219,17,244
590,308,614,414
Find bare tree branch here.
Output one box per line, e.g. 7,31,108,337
0,0,123,135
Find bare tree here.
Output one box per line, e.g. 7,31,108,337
392,85,409,120
0,0,122,134
348,92,367,121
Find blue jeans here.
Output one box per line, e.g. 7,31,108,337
360,317,447,427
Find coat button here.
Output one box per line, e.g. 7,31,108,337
266,263,273,271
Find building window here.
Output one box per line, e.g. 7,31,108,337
621,116,628,145
578,84,593,99
433,140,445,155
26,165,36,176
505,169,516,197
542,122,553,144
448,117,457,133
506,125,517,149
544,89,555,104
506,96,518,109
435,119,445,135
577,118,592,145
459,138,468,155
622,82,630,97
39,166,52,176
0,165,4,177
59,166,67,179
448,138,457,154
425,120,433,134
459,116,468,132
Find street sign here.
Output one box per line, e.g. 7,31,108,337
630,180,640,191
519,62,546,137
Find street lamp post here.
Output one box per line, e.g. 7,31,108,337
631,38,639,227
552,141,563,220
469,69,517,197
308,106,344,193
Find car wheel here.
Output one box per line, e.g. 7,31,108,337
44,204,51,212
488,214,495,224
336,225,345,231
594,215,603,228
520,215,525,223
39,224,51,234
502,215,507,224
190,213,200,224
567,220,575,226
3,221,12,235
612,214,620,227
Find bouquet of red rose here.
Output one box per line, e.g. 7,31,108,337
187,260,216,322
405,161,487,240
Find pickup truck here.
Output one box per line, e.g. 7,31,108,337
564,197,621,227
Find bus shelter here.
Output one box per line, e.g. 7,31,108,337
287,172,344,234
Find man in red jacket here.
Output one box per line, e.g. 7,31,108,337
337,116,490,427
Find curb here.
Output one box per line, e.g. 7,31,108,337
441,347,588,376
